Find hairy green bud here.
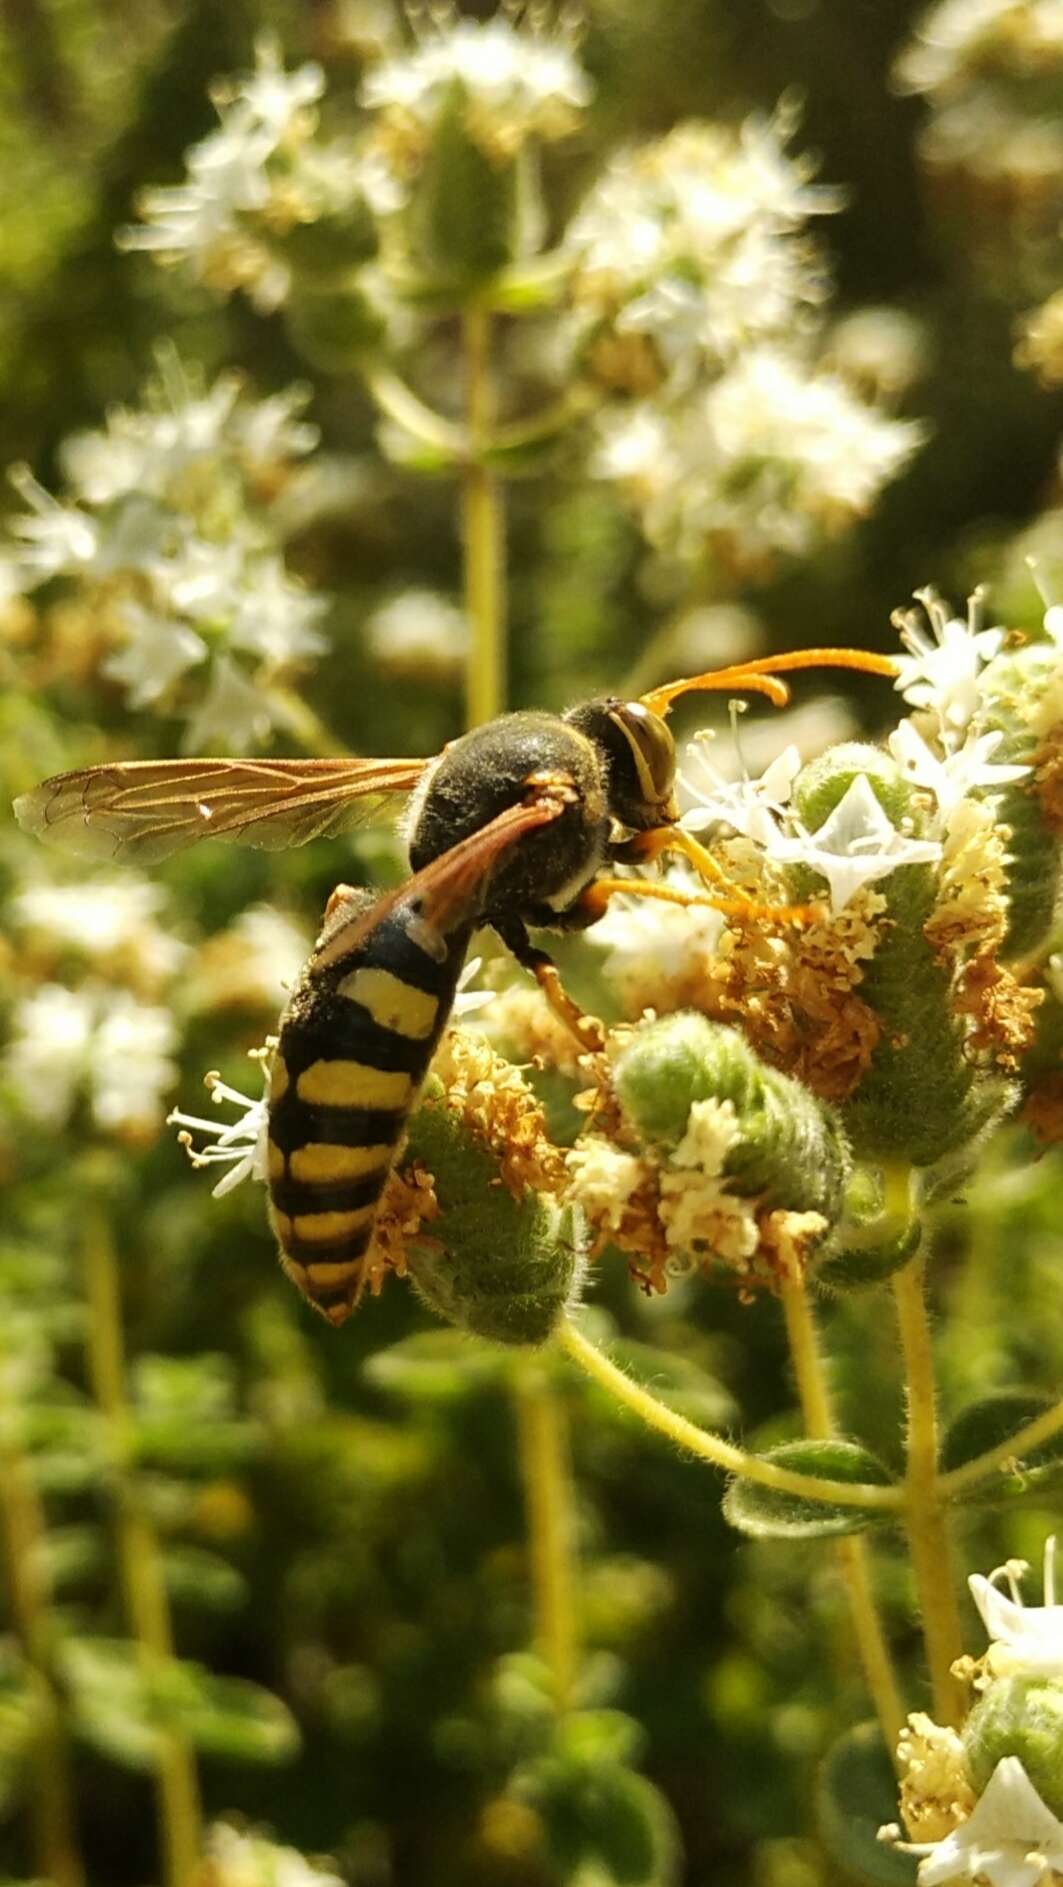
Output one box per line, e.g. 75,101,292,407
407,86,543,291
275,199,380,283
975,645,1063,960
285,282,386,370
964,1677,1063,1819
791,745,978,1166
612,1013,850,1229
402,1078,586,1347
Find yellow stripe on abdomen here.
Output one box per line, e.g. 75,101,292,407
292,1206,378,1244
338,965,439,1041
296,1061,412,1109
290,1142,393,1184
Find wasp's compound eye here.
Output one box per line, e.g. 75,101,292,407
609,701,677,805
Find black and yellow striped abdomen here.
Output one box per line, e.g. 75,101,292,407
267,896,473,1325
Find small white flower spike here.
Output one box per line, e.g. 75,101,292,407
888,721,1031,828
769,774,942,913
900,1756,1063,1887
970,1538,1063,1679
679,734,800,847
893,588,1006,733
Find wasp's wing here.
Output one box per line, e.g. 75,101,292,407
312,789,573,972
13,757,431,865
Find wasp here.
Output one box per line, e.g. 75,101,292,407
15,647,896,1325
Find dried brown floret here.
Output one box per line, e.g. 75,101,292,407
430,1027,568,1199
953,953,1043,1067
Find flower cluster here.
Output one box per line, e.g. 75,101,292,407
896,0,1063,297
196,1820,343,1887
884,1539,1063,1886
362,8,589,166
122,39,398,311
562,108,924,573
1,354,327,751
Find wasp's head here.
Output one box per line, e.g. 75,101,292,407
564,697,679,831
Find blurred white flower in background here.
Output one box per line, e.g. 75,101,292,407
12,878,188,988
5,984,178,1136
365,588,467,681
204,1820,344,1887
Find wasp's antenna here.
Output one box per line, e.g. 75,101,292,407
641,647,900,718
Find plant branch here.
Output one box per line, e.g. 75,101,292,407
461,306,506,727
84,1204,202,1887
514,1364,579,1710
938,1393,1063,1499
779,1279,906,1762
557,1319,901,1511
0,1396,84,1887
892,1248,967,1727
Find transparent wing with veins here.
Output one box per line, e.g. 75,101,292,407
13,756,432,866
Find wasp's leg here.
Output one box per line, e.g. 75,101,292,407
612,823,730,887
575,877,816,925
490,914,607,1054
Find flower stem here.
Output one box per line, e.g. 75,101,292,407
514,1363,579,1710
891,1246,967,1728
938,1393,1063,1499
84,1205,202,1887
779,1279,906,1762
461,306,506,728
556,1318,901,1511
0,1394,84,1887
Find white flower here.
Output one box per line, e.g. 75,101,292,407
565,1139,645,1233
770,774,942,913
679,734,800,847
896,0,1063,97
592,868,727,1004
659,1099,759,1264
180,655,279,755
362,16,589,157
204,1819,344,1887
169,1054,272,1198
227,557,329,666
970,1538,1063,1680
5,984,178,1134
6,467,99,586
899,1757,1063,1887
13,879,187,982
567,113,841,381
452,956,494,1021
101,604,208,710
888,721,1031,827
365,589,467,680
121,42,328,310
893,589,1006,732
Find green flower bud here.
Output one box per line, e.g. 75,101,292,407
275,198,380,283
406,85,544,292
790,744,979,1167
612,1013,850,1228
402,1076,587,1347
285,281,386,371
974,645,1063,960
964,1677,1063,1819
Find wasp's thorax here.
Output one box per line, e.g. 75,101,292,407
563,698,678,831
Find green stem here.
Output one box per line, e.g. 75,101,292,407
779,1280,906,1763
557,1319,901,1511
84,1206,202,1887
514,1364,579,1710
0,1398,84,1887
892,1247,967,1728
365,368,467,458
939,1394,1063,1499
461,306,506,727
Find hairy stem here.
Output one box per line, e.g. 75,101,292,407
0,1393,84,1887
779,1280,906,1762
461,306,506,727
892,1248,966,1727
938,1393,1063,1499
557,1319,901,1511
84,1206,202,1887
514,1364,579,1709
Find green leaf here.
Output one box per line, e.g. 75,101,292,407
817,1722,916,1885
161,1546,246,1613
152,1664,298,1765
942,1392,1063,1502
722,1440,895,1539
525,1759,681,1887
0,1645,43,1819
365,1331,511,1403
41,1524,105,1593
60,1639,158,1771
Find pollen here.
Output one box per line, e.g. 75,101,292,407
429,1027,567,1200
896,1713,976,1845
